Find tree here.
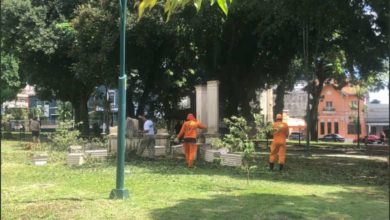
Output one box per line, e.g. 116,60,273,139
0,53,22,105
290,0,388,140
1,0,82,132
138,0,232,19
1,0,118,135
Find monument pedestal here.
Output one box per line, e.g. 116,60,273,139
204,133,220,145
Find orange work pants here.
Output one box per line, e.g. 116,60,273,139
269,142,286,165
183,143,197,167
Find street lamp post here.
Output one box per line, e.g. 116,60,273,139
356,97,361,148
110,0,129,199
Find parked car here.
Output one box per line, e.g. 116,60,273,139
353,135,382,144
289,132,305,140
318,134,345,142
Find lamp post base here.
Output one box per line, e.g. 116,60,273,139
109,189,129,199
304,151,312,157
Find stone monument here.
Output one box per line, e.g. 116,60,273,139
195,80,220,145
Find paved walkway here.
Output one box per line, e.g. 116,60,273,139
258,145,389,162
304,153,388,162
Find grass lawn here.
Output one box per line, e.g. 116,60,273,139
1,140,389,220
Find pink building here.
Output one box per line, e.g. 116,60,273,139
318,84,366,141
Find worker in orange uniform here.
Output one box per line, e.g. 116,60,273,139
176,113,207,168
269,113,289,171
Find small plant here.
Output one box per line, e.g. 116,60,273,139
57,101,73,121
220,115,254,182
6,108,28,120
253,113,274,140
87,136,108,149
154,118,167,131
215,113,273,183
48,120,82,151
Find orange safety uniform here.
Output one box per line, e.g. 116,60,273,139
269,117,289,165
177,114,207,168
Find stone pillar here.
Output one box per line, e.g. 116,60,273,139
195,85,208,127
266,88,274,123
259,88,274,123
206,80,220,134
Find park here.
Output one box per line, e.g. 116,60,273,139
1,0,389,219
1,139,389,219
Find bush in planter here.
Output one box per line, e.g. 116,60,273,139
214,114,273,182
83,136,108,149
216,115,255,182
48,120,82,151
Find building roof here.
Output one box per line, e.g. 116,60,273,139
366,104,389,123
287,117,306,127
340,85,367,97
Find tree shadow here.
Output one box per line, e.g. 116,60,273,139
150,191,389,220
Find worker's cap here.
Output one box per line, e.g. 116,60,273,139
276,114,282,120
187,113,196,121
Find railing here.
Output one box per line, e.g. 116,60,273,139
323,107,335,111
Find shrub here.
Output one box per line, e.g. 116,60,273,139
48,120,82,151
215,113,273,182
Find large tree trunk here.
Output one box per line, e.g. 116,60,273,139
307,81,322,141
308,62,327,141
273,80,286,120
79,92,90,136
239,83,256,120
73,100,81,124
103,87,111,134
136,90,149,116
126,88,135,118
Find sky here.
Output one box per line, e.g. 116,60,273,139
369,88,389,104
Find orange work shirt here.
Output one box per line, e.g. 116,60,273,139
177,120,207,139
272,121,289,144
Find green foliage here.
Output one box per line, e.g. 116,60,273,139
253,113,274,140
221,115,250,151
216,113,272,181
138,0,231,20
3,0,387,137
87,136,109,149
0,52,21,104
48,120,81,151
219,113,272,152
154,118,167,130
29,107,44,119
57,101,73,121
4,108,28,121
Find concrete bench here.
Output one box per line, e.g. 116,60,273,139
141,145,166,157
69,145,83,153
85,149,108,159
220,153,242,167
67,153,85,166
32,153,48,166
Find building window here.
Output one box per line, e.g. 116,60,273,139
327,122,332,134
348,123,361,135
351,100,358,110
334,122,339,134
348,123,356,134
320,122,325,135
371,127,377,134
324,101,334,111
